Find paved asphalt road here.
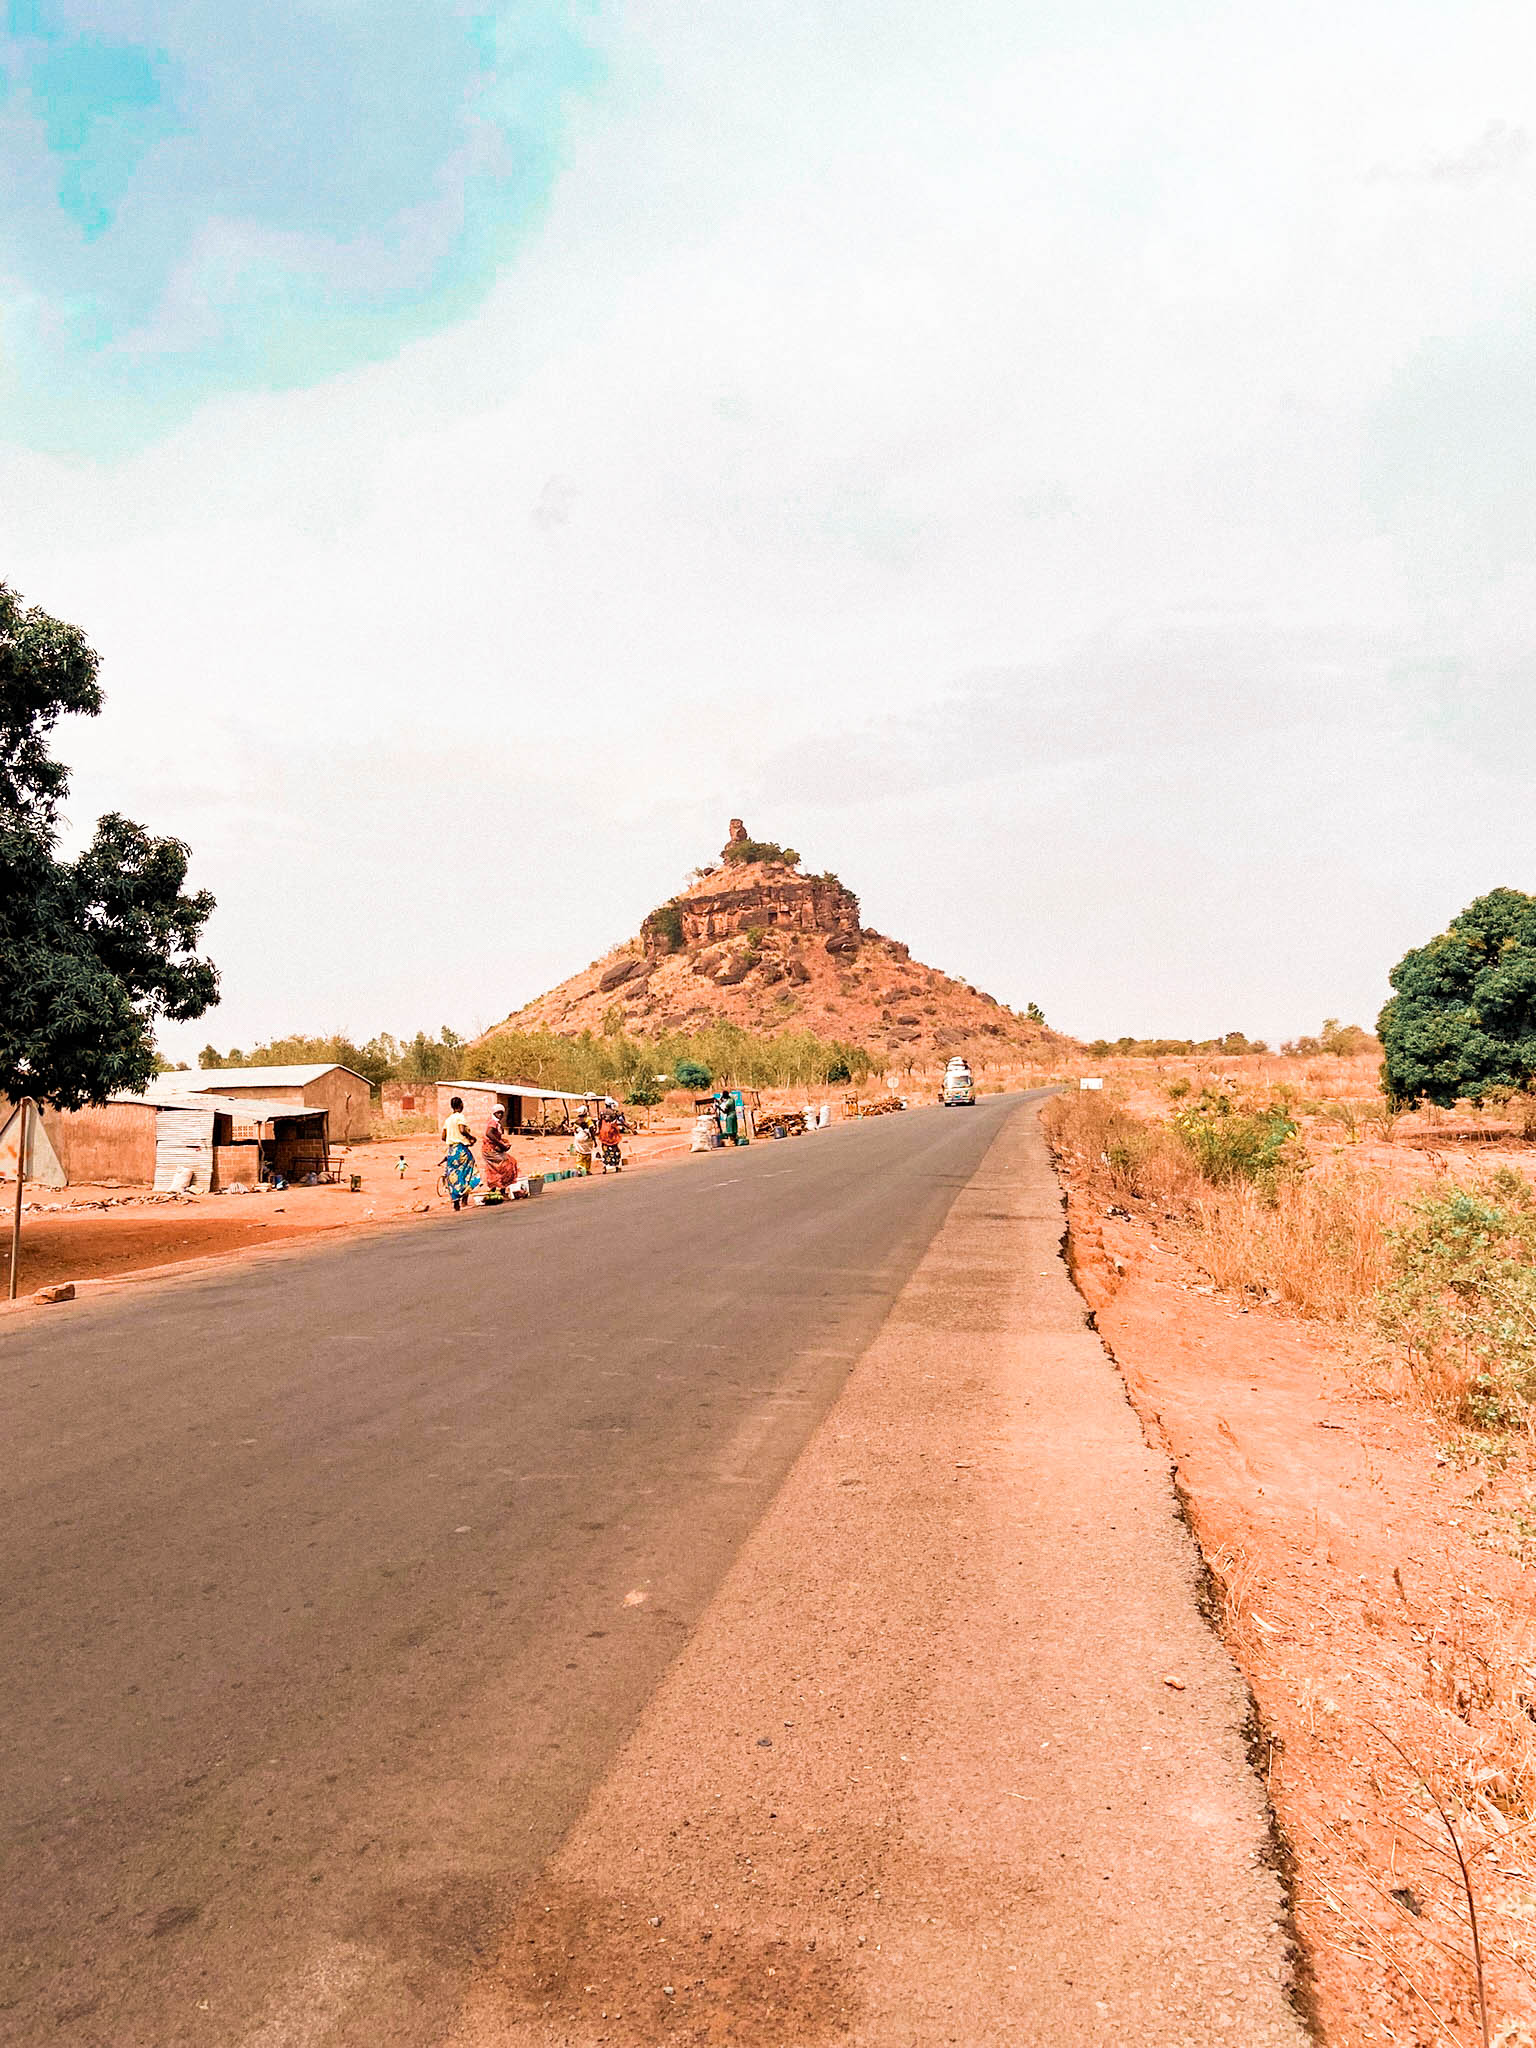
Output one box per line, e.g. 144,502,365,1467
2,1093,1033,2047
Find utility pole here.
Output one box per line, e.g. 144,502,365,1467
8,1097,26,1302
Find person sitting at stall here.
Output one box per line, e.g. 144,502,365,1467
441,1095,481,1213
481,1104,518,1200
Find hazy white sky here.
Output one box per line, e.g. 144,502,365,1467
5,0,1535,1055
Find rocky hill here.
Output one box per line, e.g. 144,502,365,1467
483,821,1066,1070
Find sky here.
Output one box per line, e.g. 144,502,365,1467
4,0,1535,1058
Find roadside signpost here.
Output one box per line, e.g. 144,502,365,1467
1,1098,65,1301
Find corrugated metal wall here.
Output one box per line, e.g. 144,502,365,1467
154,1105,216,1191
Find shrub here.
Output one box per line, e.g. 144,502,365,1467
722,839,797,866
1172,1089,1303,1196
642,900,685,952
625,1080,662,1106
210,1027,461,1090
1375,1170,1536,1428
673,1057,712,1090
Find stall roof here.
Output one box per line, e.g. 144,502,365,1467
149,1064,368,1092
437,1078,591,1103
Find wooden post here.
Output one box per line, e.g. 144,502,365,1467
8,1098,26,1302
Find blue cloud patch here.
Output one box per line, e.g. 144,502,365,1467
0,1,600,453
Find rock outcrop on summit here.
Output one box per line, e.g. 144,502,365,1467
482,823,1065,1068
640,821,861,957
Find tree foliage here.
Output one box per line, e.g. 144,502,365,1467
1379,889,1536,1107
721,838,800,867
1,582,218,1109
459,1020,873,1094
1281,1018,1375,1058
196,1019,873,1101
206,1026,464,1090
1084,1030,1269,1058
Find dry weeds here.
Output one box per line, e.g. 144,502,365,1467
1048,1055,1536,2042
1046,1062,1536,1423
1187,1167,1399,1321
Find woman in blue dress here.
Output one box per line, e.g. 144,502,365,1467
441,1096,482,1212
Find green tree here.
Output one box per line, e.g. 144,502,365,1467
0,583,217,1109
1025,1001,1046,1025
673,1057,713,1090
1280,1018,1374,1057
233,1031,394,1089
399,1026,463,1081
1379,889,1536,1106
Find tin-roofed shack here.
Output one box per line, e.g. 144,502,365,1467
434,1080,592,1137
0,1094,329,1192
150,1063,372,1141
171,1096,330,1192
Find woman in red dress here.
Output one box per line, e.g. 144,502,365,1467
481,1104,518,1195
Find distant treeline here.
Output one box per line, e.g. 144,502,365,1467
194,1028,466,1088
1084,1031,1272,1058
1279,1020,1377,1058
1082,1020,1375,1061
191,1020,878,1101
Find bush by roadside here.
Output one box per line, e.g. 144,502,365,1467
1045,1084,1536,1438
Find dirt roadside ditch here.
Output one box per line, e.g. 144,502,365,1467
1056,1137,1536,2047
434,1098,1304,2048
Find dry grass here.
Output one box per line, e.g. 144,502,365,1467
1048,1063,1536,1442
1040,1086,1201,1206
1185,1166,1400,1321
1053,1057,1536,2039
1204,1537,1265,1665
